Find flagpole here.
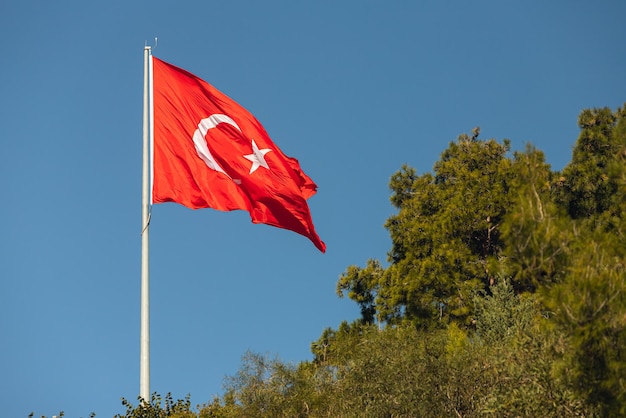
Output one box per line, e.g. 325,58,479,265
140,45,152,402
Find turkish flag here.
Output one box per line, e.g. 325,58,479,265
151,56,326,253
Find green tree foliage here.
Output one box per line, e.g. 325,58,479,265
500,145,573,291
329,105,626,414
556,107,625,220
336,259,384,325
472,276,536,343
207,280,588,417
384,131,512,327
115,393,195,418
548,240,626,416
546,105,626,416
342,129,514,329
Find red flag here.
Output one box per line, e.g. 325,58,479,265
151,57,326,252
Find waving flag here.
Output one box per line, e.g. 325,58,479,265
151,57,325,252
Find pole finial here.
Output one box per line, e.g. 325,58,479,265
144,37,158,52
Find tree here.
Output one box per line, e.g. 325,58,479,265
500,145,573,291
555,106,625,220
547,237,626,416
336,259,384,325
339,131,513,328
545,104,626,416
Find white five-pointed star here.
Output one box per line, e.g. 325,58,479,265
244,139,272,174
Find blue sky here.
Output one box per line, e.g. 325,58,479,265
1,1,624,416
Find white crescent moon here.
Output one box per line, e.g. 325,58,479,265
192,114,241,179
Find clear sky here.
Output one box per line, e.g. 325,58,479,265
1,1,624,416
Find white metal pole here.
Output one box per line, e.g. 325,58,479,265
140,45,151,402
